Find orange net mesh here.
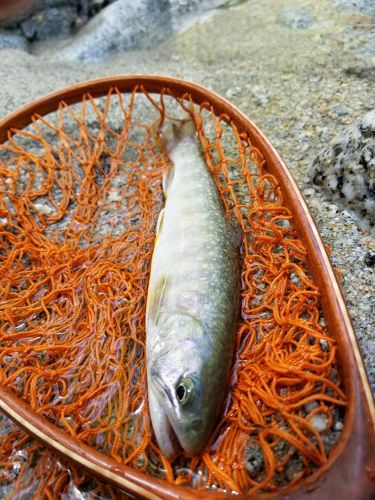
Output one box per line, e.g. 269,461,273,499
0,86,346,497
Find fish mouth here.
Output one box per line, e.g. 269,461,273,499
151,375,204,458
151,375,183,459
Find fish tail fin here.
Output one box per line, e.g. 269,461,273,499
152,115,196,194
157,115,196,152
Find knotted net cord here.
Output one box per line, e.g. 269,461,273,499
0,86,346,497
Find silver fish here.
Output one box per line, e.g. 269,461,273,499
146,118,240,459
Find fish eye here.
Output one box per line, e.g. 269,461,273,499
176,384,186,401
176,376,195,405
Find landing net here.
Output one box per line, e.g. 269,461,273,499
0,86,346,497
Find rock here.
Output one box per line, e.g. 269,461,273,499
332,106,349,117
244,441,264,478
53,0,171,62
21,7,76,41
0,32,29,51
309,110,375,230
277,6,313,29
364,252,375,267
308,413,329,432
334,420,343,431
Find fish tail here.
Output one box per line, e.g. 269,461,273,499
157,115,196,152
153,115,197,194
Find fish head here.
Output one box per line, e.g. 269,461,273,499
147,313,222,459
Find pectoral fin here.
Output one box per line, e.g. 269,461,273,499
162,168,174,196
146,275,169,327
156,208,164,236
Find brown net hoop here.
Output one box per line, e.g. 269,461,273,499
0,85,346,498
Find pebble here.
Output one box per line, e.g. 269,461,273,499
303,187,316,196
107,189,122,202
332,106,350,117
308,413,329,432
226,86,241,98
33,202,54,214
364,253,375,267
319,339,329,352
334,420,343,431
305,400,319,413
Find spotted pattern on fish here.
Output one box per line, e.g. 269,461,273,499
146,125,240,458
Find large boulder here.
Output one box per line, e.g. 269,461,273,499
53,0,171,62
309,110,375,229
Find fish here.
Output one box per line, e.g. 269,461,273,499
146,117,240,459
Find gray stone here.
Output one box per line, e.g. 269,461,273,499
53,0,172,63
277,6,313,29
309,110,375,229
0,32,29,51
21,7,76,41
